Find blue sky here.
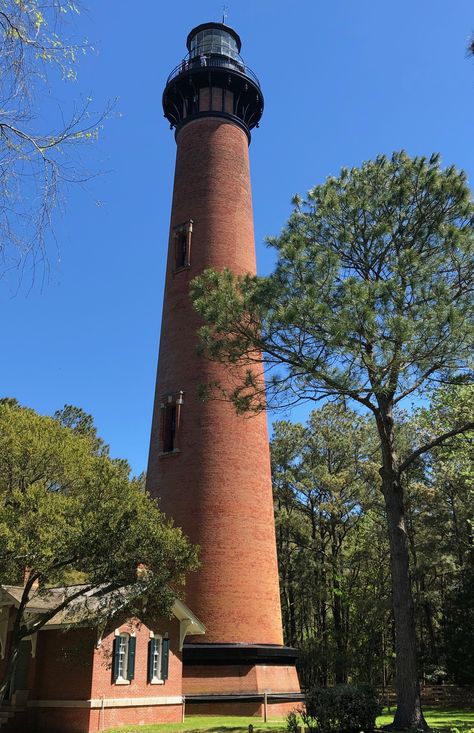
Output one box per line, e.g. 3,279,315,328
1,0,473,475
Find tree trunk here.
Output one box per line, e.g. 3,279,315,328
0,573,38,707
382,472,428,729
0,628,20,706
331,528,347,684
376,400,428,730
332,579,346,683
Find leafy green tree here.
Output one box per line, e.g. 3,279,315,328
272,387,473,692
271,403,385,688
414,386,474,682
271,420,306,647
54,403,107,454
443,567,474,684
192,152,474,729
0,401,198,703
417,386,474,569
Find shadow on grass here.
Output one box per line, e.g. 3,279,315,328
105,709,474,733
377,708,474,733
105,722,287,733
185,729,257,733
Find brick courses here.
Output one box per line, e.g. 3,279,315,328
185,701,300,718
146,117,284,647
146,114,301,708
183,664,299,695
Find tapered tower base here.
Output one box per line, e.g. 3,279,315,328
185,695,303,719
183,644,303,717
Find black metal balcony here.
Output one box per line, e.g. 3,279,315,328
166,54,261,90
162,50,264,139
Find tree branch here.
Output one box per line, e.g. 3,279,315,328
398,421,474,475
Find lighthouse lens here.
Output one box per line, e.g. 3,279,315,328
189,29,239,60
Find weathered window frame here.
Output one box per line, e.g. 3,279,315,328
173,220,193,272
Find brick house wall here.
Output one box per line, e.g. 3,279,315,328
32,628,95,701
3,616,184,733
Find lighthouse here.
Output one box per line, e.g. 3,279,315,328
146,22,301,716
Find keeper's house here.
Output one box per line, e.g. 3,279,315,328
0,584,205,732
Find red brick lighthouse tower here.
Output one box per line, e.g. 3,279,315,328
146,22,301,716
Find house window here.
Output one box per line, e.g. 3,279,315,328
160,392,184,455
149,633,170,683
117,633,129,679
173,220,193,271
148,635,162,683
113,632,136,684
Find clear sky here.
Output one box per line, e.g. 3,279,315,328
1,0,473,475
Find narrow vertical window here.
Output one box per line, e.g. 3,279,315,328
148,634,163,683
118,634,128,680
113,632,135,683
163,404,176,453
173,220,193,271
175,231,187,269
160,392,184,455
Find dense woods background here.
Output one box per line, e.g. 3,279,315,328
272,387,474,691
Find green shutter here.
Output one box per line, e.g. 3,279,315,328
162,637,170,680
112,636,120,682
127,635,136,681
148,637,156,683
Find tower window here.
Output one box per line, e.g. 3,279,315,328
160,392,184,455
163,404,176,452
173,220,193,271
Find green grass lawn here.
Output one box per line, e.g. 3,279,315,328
105,717,287,733
105,708,474,733
378,708,474,732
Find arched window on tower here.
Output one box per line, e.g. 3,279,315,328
173,220,193,271
160,392,184,454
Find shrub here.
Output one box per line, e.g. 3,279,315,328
287,710,301,733
303,683,381,733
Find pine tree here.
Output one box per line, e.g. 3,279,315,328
192,152,474,729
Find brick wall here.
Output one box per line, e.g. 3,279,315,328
185,700,298,718
23,616,184,733
183,664,257,695
32,703,183,733
183,663,300,695
146,116,284,648
91,616,182,699
32,628,94,701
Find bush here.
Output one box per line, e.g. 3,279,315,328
302,684,381,733
287,710,301,733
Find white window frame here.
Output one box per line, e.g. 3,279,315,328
150,633,164,685
115,632,131,685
